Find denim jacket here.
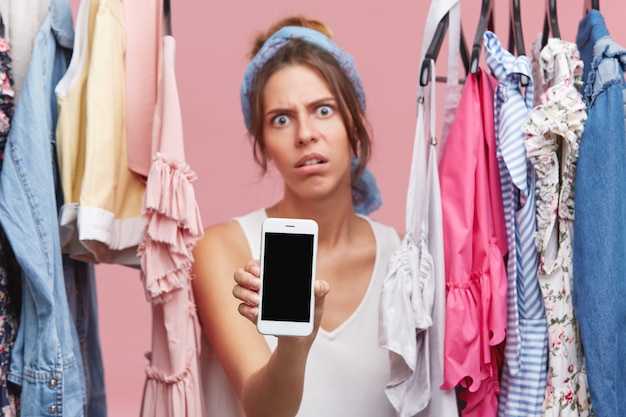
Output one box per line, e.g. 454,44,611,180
574,10,626,417
0,0,87,415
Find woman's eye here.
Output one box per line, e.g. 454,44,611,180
316,105,334,117
271,114,291,126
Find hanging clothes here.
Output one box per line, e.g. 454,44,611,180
574,10,626,417
1,4,107,414
0,0,88,414
0,35,18,416
43,4,110,413
379,59,458,417
137,34,204,301
0,0,50,102
0,36,14,167
138,34,205,417
0,227,20,416
419,0,462,151
62,255,107,417
523,36,593,416
439,66,508,417
379,0,461,414
483,31,549,417
55,0,99,261
124,0,162,179
56,0,146,267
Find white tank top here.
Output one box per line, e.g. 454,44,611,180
200,208,401,417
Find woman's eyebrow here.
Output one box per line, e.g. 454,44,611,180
265,97,336,115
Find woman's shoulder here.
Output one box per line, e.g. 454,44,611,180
195,218,249,264
191,220,250,297
196,208,266,260
203,220,244,243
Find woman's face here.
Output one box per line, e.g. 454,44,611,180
261,64,353,201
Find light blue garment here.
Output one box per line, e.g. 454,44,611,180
0,0,88,415
574,10,626,417
484,31,548,417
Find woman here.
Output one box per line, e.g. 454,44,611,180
191,16,401,417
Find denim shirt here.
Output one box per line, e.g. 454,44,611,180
0,0,87,415
574,10,626,417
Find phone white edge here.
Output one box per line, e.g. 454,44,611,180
256,217,318,337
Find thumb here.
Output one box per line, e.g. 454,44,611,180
314,280,330,306
313,280,330,325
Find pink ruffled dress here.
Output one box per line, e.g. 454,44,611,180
439,67,508,417
138,35,205,417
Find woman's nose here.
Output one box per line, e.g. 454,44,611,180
296,116,318,146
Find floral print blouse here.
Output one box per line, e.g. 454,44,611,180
523,37,594,416
0,37,14,168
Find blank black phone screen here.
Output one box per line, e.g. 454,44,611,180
261,232,314,322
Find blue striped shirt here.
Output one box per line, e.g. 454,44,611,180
484,31,548,417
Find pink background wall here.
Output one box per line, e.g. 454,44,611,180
62,0,624,415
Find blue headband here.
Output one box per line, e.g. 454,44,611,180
240,26,366,130
240,26,380,215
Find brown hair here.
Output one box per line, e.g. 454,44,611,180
246,16,372,182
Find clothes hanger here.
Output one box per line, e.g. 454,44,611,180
419,12,470,86
541,0,560,48
508,0,529,86
583,0,600,14
469,0,494,74
508,0,525,56
164,0,173,36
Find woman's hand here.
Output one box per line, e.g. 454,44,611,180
233,260,330,337
233,260,263,322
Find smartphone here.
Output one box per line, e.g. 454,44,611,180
257,217,319,336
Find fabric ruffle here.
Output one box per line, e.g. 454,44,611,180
143,344,200,413
524,37,593,417
141,285,203,417
442,239,507,394
457,362,502,415
379,231,435,416
438,70,508,417
539,39,584,91
138,152,204,303
524,76,586,274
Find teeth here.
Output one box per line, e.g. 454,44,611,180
302,159,322,166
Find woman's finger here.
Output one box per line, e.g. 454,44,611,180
232,281,260,306
244,259,260,277
234,265,261,291
238,302,258,323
